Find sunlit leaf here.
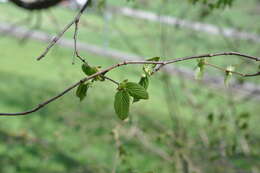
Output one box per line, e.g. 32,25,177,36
195,67,204,80
224,66,235,87
125,82,149,100
82,64,98,76
195,59,206,80
143,57,160,76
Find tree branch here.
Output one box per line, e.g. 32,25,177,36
0,52,259,116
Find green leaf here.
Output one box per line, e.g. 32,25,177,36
118,79,128,90
226,65,235,72
133,76,149,103
125,82,149,100
224,73,232,86
139,76,149,90
143,57,160,75
76,83,89,101
195,59,206,80
114,90,130,120
197,58,206,68
195,67,204,80
146,57,160,68
224,65,235,87
82,64,98,76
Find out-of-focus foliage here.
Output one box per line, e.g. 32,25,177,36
0,0,260,172
124,0,235,9
189,0,234,8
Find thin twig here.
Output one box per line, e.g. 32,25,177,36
104,76,120,86
73,17,87,64
205,62,260,77
205,62,246,76
37,0,91,61
154,52,260,73
0,52,260,116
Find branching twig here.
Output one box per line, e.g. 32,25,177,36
205,62,248,77
154,52,260,73
1,52,259,116
37,0,91,61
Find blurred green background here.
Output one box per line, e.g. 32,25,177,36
0,0,260,172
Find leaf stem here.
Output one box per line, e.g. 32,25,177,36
104,76,120,86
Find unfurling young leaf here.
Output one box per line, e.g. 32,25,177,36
139,75,149,90
224,73,232,86
82,64,105,81
125,82,149,100
76,82,90,101
118,79,128,90
146,57,160,68
195,58,206,80
114,90,130,120
224,65,235,86
82,64,98,76
143,57,160,76
195,67,204,80
133,75,149,103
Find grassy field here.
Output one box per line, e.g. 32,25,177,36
0,1,260,173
